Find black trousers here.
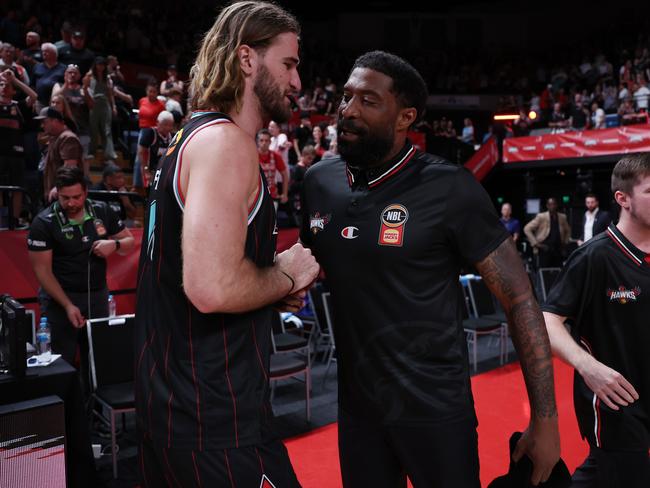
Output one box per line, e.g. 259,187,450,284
571,445,650,488
139,434,301,487
338,409,480,488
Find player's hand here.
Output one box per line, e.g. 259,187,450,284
274,289,307,313
276,243,319,293
577,355,639,410
91,239,117,258
513,417,560,486
65,303,85,328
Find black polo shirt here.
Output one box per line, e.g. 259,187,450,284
27,199,124,292
301,140,509,425
542,224,650,451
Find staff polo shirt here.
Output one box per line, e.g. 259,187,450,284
27,199,124,292
300,140,509,425
542,224,649,450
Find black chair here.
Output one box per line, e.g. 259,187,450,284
270,313,311,422
271,312,310,352
466,278,509,363
86,314,135,478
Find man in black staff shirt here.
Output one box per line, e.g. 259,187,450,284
27,166,134,375
300,50,560,488
543,154,650,487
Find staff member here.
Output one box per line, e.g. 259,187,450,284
27,166,134,373
301,51,560,487
543,154,650,487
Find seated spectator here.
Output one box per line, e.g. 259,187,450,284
37,106,84,202
91,163,136,221
309,124,330,162
445,119,456,138
568,94,590,130
549,102,570,129
633,77,650,112
459,117,474,144
591,101,606,128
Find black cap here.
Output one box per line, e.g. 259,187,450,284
34,107,64,121
487,432,571,488
72,31,84,38
94,56,107,65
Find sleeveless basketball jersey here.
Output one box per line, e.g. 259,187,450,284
135,112,278,450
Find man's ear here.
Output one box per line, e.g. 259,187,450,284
614,190,629,210
396,107,417,132
237,44,257,76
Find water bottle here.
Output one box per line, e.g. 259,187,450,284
108,294,117,317
36,318,52,363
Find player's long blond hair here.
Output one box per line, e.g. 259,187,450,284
189,1,300,113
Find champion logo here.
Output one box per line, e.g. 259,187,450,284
606,286,641,304
341,226,359,239
260,474,277,488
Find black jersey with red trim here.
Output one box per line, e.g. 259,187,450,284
542,224,650,451
300,140,509,425
135,112,278,450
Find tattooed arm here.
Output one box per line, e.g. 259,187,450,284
475,237,560,486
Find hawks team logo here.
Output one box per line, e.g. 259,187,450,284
378,204,409,247
607,286,641,304
310,212,331,234
165,128,183,155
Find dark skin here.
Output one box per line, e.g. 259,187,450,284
340,67,560,485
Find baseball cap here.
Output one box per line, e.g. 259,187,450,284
72,31,84,38
34,107,64,121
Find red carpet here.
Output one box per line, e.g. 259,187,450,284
285,359,588,487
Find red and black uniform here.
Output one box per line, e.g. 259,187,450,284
542,224,650,487
135,111,299,487
301,140,509,487
259,150,286,201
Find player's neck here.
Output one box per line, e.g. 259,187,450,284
616,214,650,253
228,100,265,140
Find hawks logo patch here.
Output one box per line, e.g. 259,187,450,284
260,474,276,488
310,212,331,234
165,128,183,155
378,204,409,246
607,286,641,304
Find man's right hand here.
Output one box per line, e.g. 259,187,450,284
276,243,320,293
65,303,85,328
577,354,639,410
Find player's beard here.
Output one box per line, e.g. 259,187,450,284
254,63,291,124
337,118,394,168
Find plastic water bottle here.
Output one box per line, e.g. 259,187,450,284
36,318,52,363
108,294,117,317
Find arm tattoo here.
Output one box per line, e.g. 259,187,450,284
476,238,558,419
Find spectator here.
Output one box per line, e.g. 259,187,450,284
459,117,475,144
309,124,329,162
37,107,84,201
51,64,92,159
32,43,66,110
568,94,590,130
257,128,289,211
136,110,174,186
164,88,184,118
20,31,43,78
499,202,521,242
0,43,30,85
577,193,611,246
88,56,117,163
49,93,77,133
58,30,95,76
549,102,569,129
289,144,316,224
90,163,137,221
0,69,37,227
135,80,165,188
321,139,338,160
524,197,571,268
159,64,183,96
633,76,650,112
106,55,125,86
292,111,312,161
53,21,72,52
445,119,456,137
590,101,606,129
268,120,291,164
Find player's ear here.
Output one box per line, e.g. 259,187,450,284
396,107,417,132
614,190,629,209
238,45,257,76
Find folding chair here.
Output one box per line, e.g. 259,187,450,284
466,278,509,362
86,314,135,478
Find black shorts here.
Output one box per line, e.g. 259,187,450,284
338,408,480,488
0,155,26,187
571,445,649,488
139,434,301,487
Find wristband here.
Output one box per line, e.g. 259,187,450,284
281,271,295,294
114,239,121,250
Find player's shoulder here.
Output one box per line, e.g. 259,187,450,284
305,156,344,180
415,150,464,177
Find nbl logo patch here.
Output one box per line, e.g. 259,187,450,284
166,128,183,155
378,204,409,247
606,286,641,304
